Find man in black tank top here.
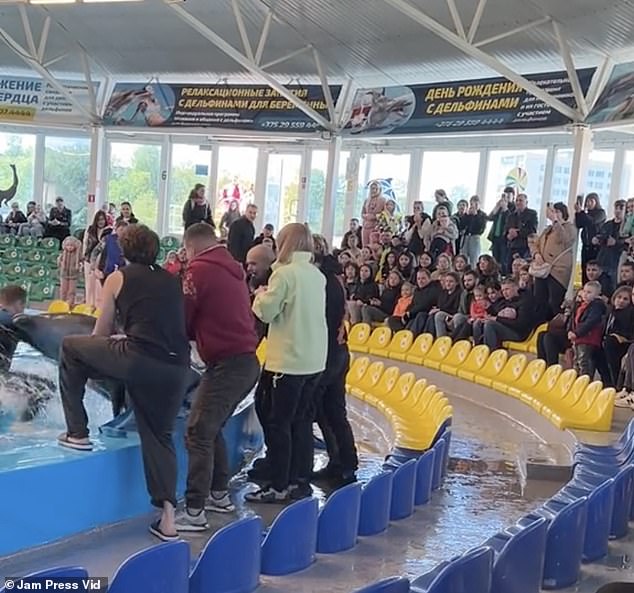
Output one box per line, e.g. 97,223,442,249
57,224,190,542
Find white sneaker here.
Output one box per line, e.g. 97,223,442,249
205,491,235,513
614,392,634,409
174,508,208,532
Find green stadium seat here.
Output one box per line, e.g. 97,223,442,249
28,264,50,280
5,248,20,261
161,236,180,250
31,280,56,302
7,263,24,278
0,235,14,247
17,236,36,249
26,249,45,263
40,237,59,251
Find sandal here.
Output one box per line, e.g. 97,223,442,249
149,520,180,542
57,433,93,451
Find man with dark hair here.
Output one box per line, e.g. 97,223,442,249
595,200,627,294
176,223,260,531
340,218,363,250
0,285,27,372
618,261,634,288
57,224,190,542
228,204,257,264
503,193,538,273
586,260,614,298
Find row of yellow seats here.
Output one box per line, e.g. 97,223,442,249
47,301,101,317
345,356,452,451
502,323,547,354
348,324,615,432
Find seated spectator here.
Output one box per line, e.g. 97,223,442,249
477,254,500,285
594,199,626,294
568,281,607,378
618,261,634,288
163,251,182,276
338,250,352,268
586,260,613,298
597,286,634,389
378,251,398,284
396,251,414,282
348,264,379,324
511,257,527,281
46,196,71,244
117,201,139,225
475,278,532,349
429,206,459,260
453,254,469,276
342,232,362,261
4,202,27,235
444,269,478,338
343,262,359,300
19,203,46,238
387,268,440,334
356,246,373,267
431,253,452,281
361,270,403,325
252,223,277,252
340,218,363,251
419,251,433,272
453,284,490,341
391,282,414,319
427,272,463,337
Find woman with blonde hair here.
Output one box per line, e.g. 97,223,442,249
247,223,328,502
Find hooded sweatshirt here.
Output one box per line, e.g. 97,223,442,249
183,244,258,364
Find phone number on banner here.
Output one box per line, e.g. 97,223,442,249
435,118,506,128
260,120,321,130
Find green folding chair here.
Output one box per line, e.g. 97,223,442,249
26,249,45,263
0,235,14,248
17,236,36,249
40,237,59,251
161,236,181,250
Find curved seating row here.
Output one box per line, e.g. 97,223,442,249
349,324,615,432
47,300,101,317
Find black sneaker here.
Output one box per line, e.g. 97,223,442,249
311,465,342,481
288,482,313,500
247,465,272,482
245,486,289,503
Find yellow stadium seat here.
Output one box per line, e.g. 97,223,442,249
422,337,453,370
504,359,546,398
541,375,591,420
411,385,439,411
472,349,508,386
405,333,434,365
384,378,427,416
490,354,528,392
72,303,93,315
552,387,615,431
527,323,548,355
350,361,384,398
439,340,472,375
346,356,370,389
47,300,70,314
348,323,372,353
377,372,417,413
520,364,562,410
386,330,415,361
541,368,578,406
255,339,267,365
456,345,490,382
365,366,401,406
92,308,101,318
368,327,393,356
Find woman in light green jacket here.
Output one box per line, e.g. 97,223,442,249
247,223,328,503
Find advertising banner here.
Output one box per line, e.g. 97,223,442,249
341,68,595,136
0,76,98,122
103,83,340,131
586,61,634,125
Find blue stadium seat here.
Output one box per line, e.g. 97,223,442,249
359,471,393,536
575,417,634,457
109,541,190,593
389,458,417,521
190,516,262,593
541,497,588,590
410,546,493,593
317,482,361,553
441,431,451,477
0,567,88,593
261,497,318,575
431,438,446,490
415,449,435,506
487,517,547,593
352,576,411,593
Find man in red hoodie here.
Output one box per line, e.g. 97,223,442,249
176,223,260,532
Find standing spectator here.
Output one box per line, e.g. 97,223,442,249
19,203,47,238
531,202,576,318
575,193,606,283
46,197,72,245
568,281,607,378
487,191,512,267
219,199,241,238
4,202,27,235
97,220,127,283
595,199,627,294
116,201,139,225
504,193,538,273
228,204,257,264
618,261,634,288
429,206,459,260
461,195,488,266
340,218,363,250
245,244,276,342
82,211,109,309
182,185,213,230
404,210,432,257
452,199,469,255
247,223,328,502
431,189,453,219
175,223,260,530
57,236,82,308
377,199,402,235
361,181,387,246
252,223,276,252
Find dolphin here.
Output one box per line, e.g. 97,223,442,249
0,164,18,206
10,313,200,435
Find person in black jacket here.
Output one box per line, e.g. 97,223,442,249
361,270,403,324
487,190,514,268
426,272,463,336
45,196,72,245
348,264,379,324
227,204,257,264
312,235,358,486
503,193,538,274
340,218,363,251
387,268,440,334
182,185,214,231
595,200,627,294
461,195,488,266
575,192,607,283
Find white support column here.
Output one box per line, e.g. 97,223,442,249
406,148,423,213
86,126,105,222
610,147,625,210
208,143,220,213
254,148,268,215
321,137,342,246
539,146,556,232
476,148,489,203
343,150,360,231
157,136,171,235
33,133,45,207
297,147,311,224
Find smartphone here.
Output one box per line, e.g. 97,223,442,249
576,195,584,206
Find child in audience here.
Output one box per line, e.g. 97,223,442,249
348,264,379,324
57,236,82,307
343,263,359,300
163,251,182,276
392,281,414,319
568,281,607,378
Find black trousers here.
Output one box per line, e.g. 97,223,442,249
255,369,321,491
314,345,358,473
185,353,260,508
534,276,567,320
59,336,187,508
597,335,629,388
537,331,567,366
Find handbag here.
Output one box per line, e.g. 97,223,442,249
529,247,573,279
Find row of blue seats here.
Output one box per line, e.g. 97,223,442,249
1,434,450,593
